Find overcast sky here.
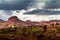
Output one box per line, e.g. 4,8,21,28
0,0,60,21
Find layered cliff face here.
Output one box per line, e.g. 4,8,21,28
6,16,23,28
8,16,22,23
0,16,60,29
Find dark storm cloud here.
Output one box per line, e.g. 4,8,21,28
0,0,60,15
24,0,60,15
44,0,60,9
25,9,60,15
0,0,33,10
0,0,60,10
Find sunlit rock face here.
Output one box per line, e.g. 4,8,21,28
8,16,20,22
7,16,23,26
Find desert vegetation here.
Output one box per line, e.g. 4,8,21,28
0,23,60,40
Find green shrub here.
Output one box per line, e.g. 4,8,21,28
43,25,47,32
57,27,60,33
20,27,26,35
48,29,55,33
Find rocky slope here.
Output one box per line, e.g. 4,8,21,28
0,16,60,29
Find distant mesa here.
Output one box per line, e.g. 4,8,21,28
0,16,60,29
8,16,23,22
0,16,60,23
8,16,19,21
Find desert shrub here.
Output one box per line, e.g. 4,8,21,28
57,27,60,33
20,27,26,35
36,33,45,40
30,27,43,35
0,27,17,34
56,23,59,25
48,29,55,33
43,25,47,32
39,28,44,33
31,27,40,32
50,24,54,26
0,29,6,34
0,28,11,34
